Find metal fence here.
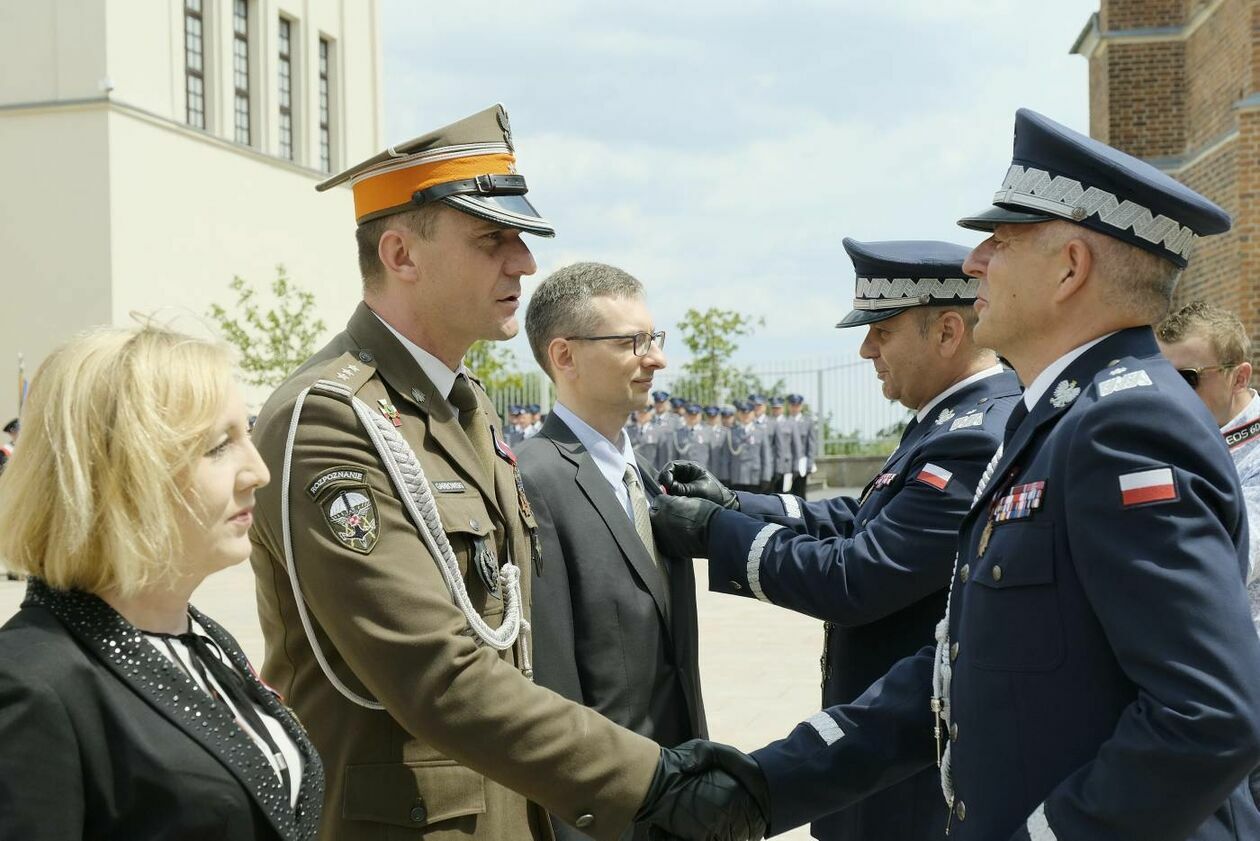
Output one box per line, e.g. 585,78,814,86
655,356,910,448
481,357,909,449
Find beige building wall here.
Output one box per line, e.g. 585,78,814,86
0,0,381,419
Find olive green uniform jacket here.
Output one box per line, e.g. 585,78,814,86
250,304,659,841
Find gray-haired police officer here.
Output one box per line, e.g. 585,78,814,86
655,238,1021,841
645,108,1260,841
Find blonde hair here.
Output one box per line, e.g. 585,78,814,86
0,324,235,596
1157,300,1251,366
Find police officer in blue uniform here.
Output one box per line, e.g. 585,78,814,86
642,109,1260,841
655,239,1021,841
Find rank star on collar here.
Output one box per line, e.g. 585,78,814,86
1049,379,1081,408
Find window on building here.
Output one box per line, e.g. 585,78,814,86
319,37,333,172
278,17,294,160
233,0,251,144
184,0,206,129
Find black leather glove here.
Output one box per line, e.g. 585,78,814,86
635,740,770,841
659,461,739,510
650,495,722,560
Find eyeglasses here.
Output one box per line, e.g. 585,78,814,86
564,330,666,357
1176,362,1240,390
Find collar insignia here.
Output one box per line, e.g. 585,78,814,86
935,407,956,426
1049,379,1080,408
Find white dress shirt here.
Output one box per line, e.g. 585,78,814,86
372,310,468,405
1021,333,1115,411
550,402,639,523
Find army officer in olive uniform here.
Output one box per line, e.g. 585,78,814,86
248,106,758,841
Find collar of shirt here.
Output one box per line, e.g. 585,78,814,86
1022,332,1116,411
915,364,1006,423
372,310,468,403
1223,389,1260,432
550,402,639,521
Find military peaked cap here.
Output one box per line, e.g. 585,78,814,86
836,238,976,328
957,109,1231,267
317,104,555,236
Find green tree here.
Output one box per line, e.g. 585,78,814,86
673,307,764,403
465,340,527,392
207,266,327,388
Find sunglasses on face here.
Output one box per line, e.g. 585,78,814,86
1176,362,1239,390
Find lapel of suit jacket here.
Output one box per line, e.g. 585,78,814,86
344,303,502,515
543,415,673,631
24,581,309,840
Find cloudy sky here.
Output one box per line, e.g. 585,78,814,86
381,0,1099,376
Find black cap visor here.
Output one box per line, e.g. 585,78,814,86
442,193,556,237
956,205,1053,233
836,306,909,328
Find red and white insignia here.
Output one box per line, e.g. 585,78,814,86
1119,467,1178,507
915,463,953,491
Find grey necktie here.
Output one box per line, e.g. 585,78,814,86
624,464,670,618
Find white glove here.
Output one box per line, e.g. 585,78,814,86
780,473,792,493
797,457,808,477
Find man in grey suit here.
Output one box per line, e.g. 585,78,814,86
518,262,708,841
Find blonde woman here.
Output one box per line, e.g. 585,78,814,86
0,325,323,840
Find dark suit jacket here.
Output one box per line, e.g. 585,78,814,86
518,413,707,841
0,579,324,841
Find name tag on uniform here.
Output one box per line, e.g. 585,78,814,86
432,480,466,493
992,480,1045,522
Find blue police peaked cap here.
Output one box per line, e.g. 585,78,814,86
720,406,736,416
652,390,670,402
957,109,1231,268
837,238,977,328
704,405,720,416
787,394,804,405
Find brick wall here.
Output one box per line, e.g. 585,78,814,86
1084,0,1259,357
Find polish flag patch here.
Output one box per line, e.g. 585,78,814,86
1119,467,1178,507
915,463,953,491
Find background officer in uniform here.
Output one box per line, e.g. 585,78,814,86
248,105,763,841
654,239,1020,841
650,391,679,466
648,108,1260,841
726,402,769,493
713,407,735,484
626,406,661,470
767,397,794,495
674,404,712,474
785,395,818,497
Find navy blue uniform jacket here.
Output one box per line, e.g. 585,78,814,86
749,328,1260,841
706,369,1020,841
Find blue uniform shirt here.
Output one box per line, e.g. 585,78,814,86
749,328,1260,841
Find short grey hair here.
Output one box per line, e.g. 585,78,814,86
526,262,645,376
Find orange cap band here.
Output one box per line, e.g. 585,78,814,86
352,152,518,222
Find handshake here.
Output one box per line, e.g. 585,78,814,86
633,738,770,841
649,461,740,560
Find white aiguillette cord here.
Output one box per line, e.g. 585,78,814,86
280,378,530,711
932,442,1003,810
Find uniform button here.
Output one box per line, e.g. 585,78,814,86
358,350,375,364
954,800,966,821
991,564,1004,583
575,814,595,829
959,564,970,583
409,799,427,824
950,722,959,741
470,518,481,531
729,581,743,591
950,641,959,662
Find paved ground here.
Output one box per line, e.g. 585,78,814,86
0,486,859,839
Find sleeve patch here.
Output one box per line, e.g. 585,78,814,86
804,711,845,745
915,463,953,491
1118,466,1178,507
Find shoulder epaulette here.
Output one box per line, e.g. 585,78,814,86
314,352,377,395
